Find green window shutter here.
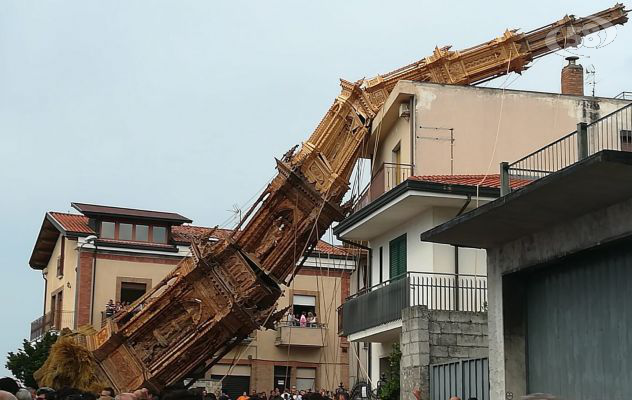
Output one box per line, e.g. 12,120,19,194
389,234,407,280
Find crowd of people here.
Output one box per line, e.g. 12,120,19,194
286,312,318,328
0,378,353,400
104,300,131,318
227,387,347,400
0,377,210,400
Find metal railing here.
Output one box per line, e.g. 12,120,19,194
615,91,632,100
354,162,413,211
501,102,632,192
339,272,487,336
30,310,75,340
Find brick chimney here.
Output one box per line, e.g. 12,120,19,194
561,56,584,96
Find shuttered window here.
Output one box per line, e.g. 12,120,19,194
389,234,407,279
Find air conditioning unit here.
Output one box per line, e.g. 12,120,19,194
399,103,410,119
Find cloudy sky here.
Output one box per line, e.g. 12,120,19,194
1,0,631,378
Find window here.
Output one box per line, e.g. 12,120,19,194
119,223,133,241
101,222,115,239
152,226,167,243
389,234,407,279
120,282,147,304
295,367,316,391
50,290,63,330
292,294,317,324
57,238,65,277
621,130,632,152
99,222,169,244
135,225,149,241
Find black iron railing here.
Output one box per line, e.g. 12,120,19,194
501,102,632,193
339,272,487,337
354,162,413,211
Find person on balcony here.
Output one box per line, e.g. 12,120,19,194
308,312,317,327
299,312,307,327
105,300,115,317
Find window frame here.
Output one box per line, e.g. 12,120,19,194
115,277,152,303
98,221,170,244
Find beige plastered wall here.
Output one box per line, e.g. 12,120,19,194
43,235,78,329
372,82,631,176
91,257,176,326
212,272,348,391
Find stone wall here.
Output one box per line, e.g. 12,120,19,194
400,306,488,400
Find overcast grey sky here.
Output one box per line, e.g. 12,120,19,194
1,0,631,379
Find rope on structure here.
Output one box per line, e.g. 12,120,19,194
475,51,514,206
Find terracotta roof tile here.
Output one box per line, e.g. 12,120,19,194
408,174,532,190
48,212,93,234
314,240,354,257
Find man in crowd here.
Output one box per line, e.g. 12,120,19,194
0,379,19,396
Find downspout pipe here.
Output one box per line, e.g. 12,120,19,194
90,242,97,325
42,269,48,318
454,195,471,310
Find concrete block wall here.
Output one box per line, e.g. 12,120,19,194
400,306,488,400
428,310,488,365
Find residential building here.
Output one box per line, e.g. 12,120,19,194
336,175,525,397
334,62,631,397
421,102,632,400
28,202,359,398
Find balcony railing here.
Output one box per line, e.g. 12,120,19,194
30,310,75,340
615,91,632,100
355,163,413,211
501,102,632,193
274,322,326,347
339,272,487,337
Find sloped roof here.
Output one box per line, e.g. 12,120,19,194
30,212,350,268
49,212,93,234
71,202,192,224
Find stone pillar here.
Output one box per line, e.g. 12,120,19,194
400,306,430,400
487,250,507,400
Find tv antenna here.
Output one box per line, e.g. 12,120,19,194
227,203,242,225
585,65,597,97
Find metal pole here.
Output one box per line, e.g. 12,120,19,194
500,162,510,196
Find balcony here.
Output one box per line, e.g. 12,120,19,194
339,272,487,339
275,322,326,347
355,163,413,211
503,102,632,192
30,310,75,340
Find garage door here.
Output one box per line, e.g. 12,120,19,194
526,240,632,399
